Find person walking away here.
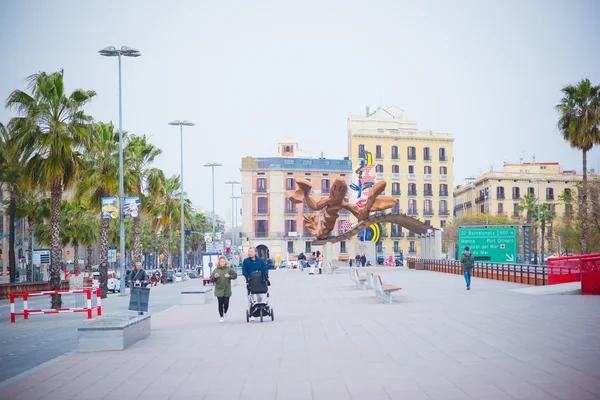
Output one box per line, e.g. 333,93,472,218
317,251,323,274
349,259,353,267
242,248,269,321
210,256,237,322
355,254,361,267
460,246,475,290
360,254,367,268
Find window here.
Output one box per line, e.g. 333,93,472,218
255,220,268,236
409,199,417,214
440,220,447,228
408,183,417,195
305,241,312,253
393,241,400,252
286,219,297,233
287,241,294,254
375,145,383,159
391,223,402,236
392,200,400,214
408,146,416,160
376,241,383,252
358,144,365,158
513,203,520,217
409,241,416,253
440,166,448,175
285,198,295,211
424,183,433,196
548,204,556,212
423,147,431,161
546,187,554,200
512,187,520,199
340,241,347,254
440,184,448,196
286,178,295,190
439,148,447,161
256,178,266,192
440,200,447,214
257,197,268,213
496,186,505,199
528,187,534,195
424,199,432,214
424,220,431,226
392,164,400,173
408,165,415,174
376,164,384,173
424,166,432,174
285,145,291,152
391,145,399,160
498,203,504,214
322,179,330,193
392,182,400,195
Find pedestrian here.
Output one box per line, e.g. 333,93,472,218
360,254,367,268
349,259,353,267
128,262,148,287
242,248,269,321
317,251,323,274
460,246,475,290
308,252,317,274
210,255,238,322
355,254,361,267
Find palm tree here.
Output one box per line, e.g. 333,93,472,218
125,135,162,261
146,170,183,282
78,215,98,275
534,204,556,264
556,79,600,254
62,199,97,273
5,70,96,307
517,193,537,224
0,120,34,283
16,191,50,281
76,122,120,298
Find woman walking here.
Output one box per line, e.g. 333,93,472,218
210,256,238,322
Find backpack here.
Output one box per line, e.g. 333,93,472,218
463,254,474,269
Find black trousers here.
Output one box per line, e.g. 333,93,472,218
217,296,230,317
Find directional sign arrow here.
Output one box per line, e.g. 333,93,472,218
506,254,514,262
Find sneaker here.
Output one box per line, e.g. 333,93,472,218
249,316,255,322
219,317,224,323
467,286,470,290
224,313,229,321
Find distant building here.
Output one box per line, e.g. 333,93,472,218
240,139,353,262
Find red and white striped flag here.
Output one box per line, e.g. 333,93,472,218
341,220,353,231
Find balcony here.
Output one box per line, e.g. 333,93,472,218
321,188,330,194
392,173,400,180
408,173,416,180
439,191,449,197
424,190,433,196
392,190,401,196
408,232,416,238
546,195,554,200
408,155,416,161
392,207,401,214
424,156,432,162
375,153,384,160
439,210,450,216
512,194,521,200
391,232,405,238
255,207,269,215
285,231,300,237
391,154,399,160
408,190,417,196
256,187,267,193
409,249,417,254
424,210,434,216
440,156,447,162
475,196,485,204
440,174,448,181
284,208,297,214
424,174,432,180
407,209,418,216
497,194,505,199
255,232,268,238
376,172,384,180
512,212,521,218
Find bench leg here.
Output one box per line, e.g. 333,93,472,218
385,293,392,303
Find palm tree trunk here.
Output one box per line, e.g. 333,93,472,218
162,226,170,283
50,180,63,308
99,218,110,298
581,149,588,254
134,215,141,260
27,217,33,282
86,246,93,274
8,189,17,283
541,220,546,265
73,241,79,274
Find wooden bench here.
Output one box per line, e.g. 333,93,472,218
78,314,151,352
354,268,367,289
181,287,213,305
373,275,402,303
328,262,340,274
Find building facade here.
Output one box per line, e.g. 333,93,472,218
453,162,586,222
347,105,455,257
240,140,353,262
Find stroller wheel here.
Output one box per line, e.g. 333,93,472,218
260,308,263,323
246,310,249,323
271,308,274,321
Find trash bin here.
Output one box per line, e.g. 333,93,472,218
128,287,150,313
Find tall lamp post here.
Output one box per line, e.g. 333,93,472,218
169,120,195,272
204,163,222,250
99,46,141,295
532,178,547,265
232,195,242,256
225,181,240,256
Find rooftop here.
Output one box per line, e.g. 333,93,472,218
241,156,352,171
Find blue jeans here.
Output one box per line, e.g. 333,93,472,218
464,270,472,287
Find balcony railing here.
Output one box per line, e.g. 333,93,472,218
424,210,434,216
408,232,416,238
408,173,416,180
440,174,448,180
424,156,432,161
424,190,433,196
392,190,401,196
546,195,554,200
256,187,267,193
255,232,268,238
255,207,269,214
408,190,417,196
408,155,416,161
375,153,384,160
391,232,405,238
497,194,505,199
321,188,330,194
391,154,399,160
392,173,400,180
440,156,447,162
392,207,401,214
439,210,449,216
284,208,297,214
512,194,521,200
439,191,449,197
424,174,432,180
407,209,418,216
475,196,485,204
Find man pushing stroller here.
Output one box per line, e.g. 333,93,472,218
242,247,273,322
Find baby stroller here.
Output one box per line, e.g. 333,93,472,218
246,271,274,323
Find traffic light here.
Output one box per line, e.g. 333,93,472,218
185,229,191,235
176,230,180,236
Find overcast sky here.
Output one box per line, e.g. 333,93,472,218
1,0,599,225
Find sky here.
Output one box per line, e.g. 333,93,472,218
1,0,599,227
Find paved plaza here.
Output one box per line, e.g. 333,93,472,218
0,266,599,400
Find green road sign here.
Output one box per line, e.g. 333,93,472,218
458,227,517,264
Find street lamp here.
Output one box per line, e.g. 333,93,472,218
204,163,223,251
169,120,195,273
532,178,547,265
99,45,141,295
232,195,242,255
225,181,240,255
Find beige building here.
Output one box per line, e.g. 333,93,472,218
240,140,353,262
347,105,454,257
453,162,586,221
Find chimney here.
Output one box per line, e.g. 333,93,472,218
366,106,370,117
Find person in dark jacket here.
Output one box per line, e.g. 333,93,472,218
360,254,367,267
460,246,475,290
242,248,269,281
128,262,148,286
